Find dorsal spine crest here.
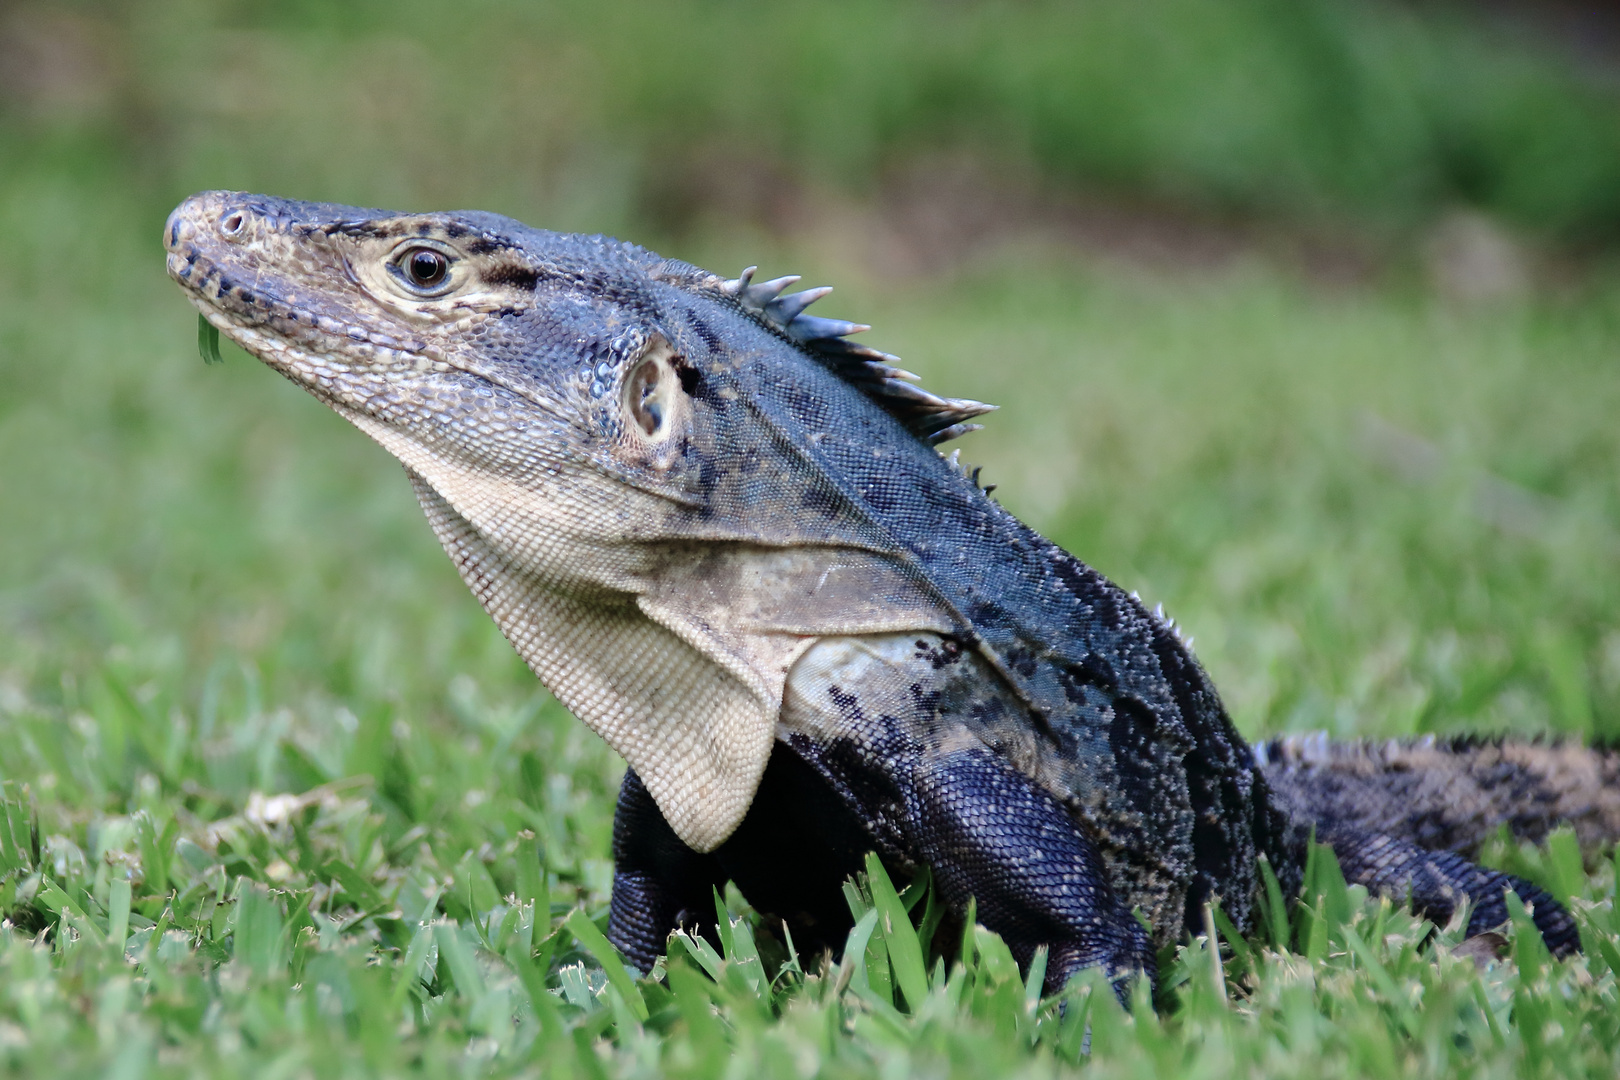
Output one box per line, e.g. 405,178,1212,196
708,266,997,445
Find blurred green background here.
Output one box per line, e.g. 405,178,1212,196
2,0,1619,833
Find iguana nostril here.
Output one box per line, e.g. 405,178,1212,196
219,210,247,239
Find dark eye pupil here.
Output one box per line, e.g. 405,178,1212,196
406,249,448,286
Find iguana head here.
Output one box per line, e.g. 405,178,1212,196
165,190,730,547
166,190,992,848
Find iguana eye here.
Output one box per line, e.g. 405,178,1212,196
387,242,459,297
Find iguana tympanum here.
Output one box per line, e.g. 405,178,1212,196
166,190,1617,991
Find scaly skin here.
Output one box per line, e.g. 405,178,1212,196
166,190,1595,992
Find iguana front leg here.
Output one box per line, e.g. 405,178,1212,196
608,633,1157,992
608,741,895,971
607,769,727,974
782,634,1156,993
908,742,1156,990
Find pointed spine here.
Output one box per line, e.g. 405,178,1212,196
711,264,998,445
742,274,800,311
719,266,757,297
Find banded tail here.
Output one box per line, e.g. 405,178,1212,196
1257,734,1620,856
1257,734,1620,957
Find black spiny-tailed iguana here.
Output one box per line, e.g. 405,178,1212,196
164,190,1618,992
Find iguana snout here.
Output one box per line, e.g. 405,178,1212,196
165,190,563,412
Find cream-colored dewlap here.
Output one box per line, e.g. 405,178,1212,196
346,406,951,849
407,470,778,850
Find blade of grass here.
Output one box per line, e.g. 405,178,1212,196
433,922,486,999
1256,854,1290,950
392,923,438,1007
108,877,131,958
233,882,287,977
864,851,928,1012
1341,921,1417,1037
667,957,728,1054
835,908,880,996
135,814,176,902
515,834,549,914
1210,900,1252,980
566,908,648,1022
198,315,223,364
959,895,977,973
1202,904,1228,1004
1023,945,1048,1013
507,939,564,1040
712,887,735,957
1545,827,1584,906
670,930,726,983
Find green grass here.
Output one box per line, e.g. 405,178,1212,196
0,758,1617,1079
4,2,1620,1075
6,189,1620,1076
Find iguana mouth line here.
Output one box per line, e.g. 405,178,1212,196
167,243,434,361
171,240,604,462
169,234,593,427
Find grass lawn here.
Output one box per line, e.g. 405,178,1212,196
2,181,1618,1075
3,1,1620,1069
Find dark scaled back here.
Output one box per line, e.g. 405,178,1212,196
643,255,1290,937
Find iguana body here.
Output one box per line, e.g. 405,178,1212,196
165,191,1603,990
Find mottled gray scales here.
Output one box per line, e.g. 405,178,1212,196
167,190,1615,994
1259,735,1620,857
